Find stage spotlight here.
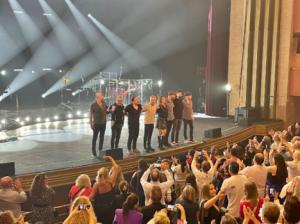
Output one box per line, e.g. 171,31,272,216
224,84,232,92
25,116,31,122
14,69,23,72
53,115,59,120
1,70,7,76
20,121,25,126
45,117,50,122
87,13,91,17
100,79,105,85
1,119,6,124
59,69,63,73
42,68,52,71
83,113,88,118
15,117,20,122
76,111,82,116
43,13,52,16
36,117,41,122
13,10,23,14
157,80,163,87
67,113,73,118
32,70,35,74
41,94,46,98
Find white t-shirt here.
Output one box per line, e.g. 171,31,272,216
286,161,300,181
240,164,267,197
221,174,249,217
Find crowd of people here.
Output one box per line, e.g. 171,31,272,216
1,123,300,223
90,89,195,157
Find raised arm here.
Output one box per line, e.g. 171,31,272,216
103,156,119,186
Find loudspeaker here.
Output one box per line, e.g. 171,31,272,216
105,148,123,160
0,162,15,177
204,128,222,138
234,107,260,126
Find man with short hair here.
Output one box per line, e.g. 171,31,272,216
143,95,158,153
90,92,108,156
260,202,280,224
171,89,184,144
240,153,267,197
182,91,194,143
141,186,166,224
0,176,27,217
140,164,174,206
220,162,248,218
165,91,175,147
109,95,125,149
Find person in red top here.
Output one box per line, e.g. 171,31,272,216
69,174,92,207
239,182,263,223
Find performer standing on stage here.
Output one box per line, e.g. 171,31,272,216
165,91,175,147
125,96,142,154
183,91,194,143
156,96,168,150
143,95,157,153
171,89,184,144
109,95,125,149
90,92,107,157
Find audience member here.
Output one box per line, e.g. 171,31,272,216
240,153,267,197
286,150,300,181
171,154,189,197
175,185,199,224
30,173,56,224
200,183,225,224
220,162,248,218
259,202,280,224
112,180,131,210
0,176,27,217
283,196,300,224
69,174,92,206
113,193,143,224
147,209,170,224
63,196,97,224
0,210,26,224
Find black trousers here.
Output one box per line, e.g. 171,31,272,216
144,124,154,147
171,119,182,142
127,123,139,150
166,120,173,142
111,124,123,149
92,123,106,155
183,119,194,141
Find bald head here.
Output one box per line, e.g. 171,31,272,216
0,176,13,188
254,153,264,165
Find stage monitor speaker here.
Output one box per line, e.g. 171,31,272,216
0,162,15,177
105,148,123,160
204,128,222,138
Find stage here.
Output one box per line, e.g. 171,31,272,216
0,113,241,175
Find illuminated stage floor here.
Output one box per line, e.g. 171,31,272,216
0,114,241,175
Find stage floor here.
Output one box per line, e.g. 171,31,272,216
0,114,241,175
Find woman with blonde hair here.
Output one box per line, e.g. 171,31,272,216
89,155,119,223
175,185,199,224
0,210,27,224
286,150,300,181
69,174,92,206
63,196,97,224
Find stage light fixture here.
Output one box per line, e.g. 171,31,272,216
15,117,20,122
32,70,35,74
13,10,23,14
14,69,23,72
100,79,105,85
36,117,41,122
20,121,25,126
59,69,63,73
53,115,59,120
25,116,31,122
45,117,50,122
76,111,82,116
67,113,73,118
157,80,163,87
1,70,7,76
1,119,6,124
224,84,232,92
43,13,52,16
83,113,88,118
42,68,52,71
41,94,46,98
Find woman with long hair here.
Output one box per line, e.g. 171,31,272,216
30,173,55,224
175,185,199,224
156,96,168,150
185,174,199,200
113,193,143,224
239,182,263,223
200,183,225,224
89,156,119,224
266,153,288,202
63,196,97,224
171,154,189,197
112,180,131,210
130,159,148,206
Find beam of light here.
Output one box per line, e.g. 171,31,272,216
13,69,23,72
0,24,22,68
42,1,118,98
1,0,87,101
38,0,86,61
8,0,43,50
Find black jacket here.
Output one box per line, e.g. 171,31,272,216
173,98,183,119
